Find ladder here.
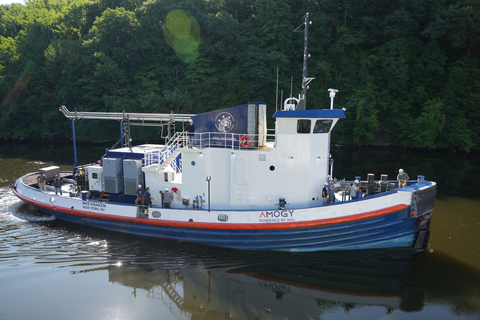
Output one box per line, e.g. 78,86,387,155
144,132,186,172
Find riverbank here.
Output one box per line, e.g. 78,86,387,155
2,137,478,155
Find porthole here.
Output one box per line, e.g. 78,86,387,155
269,165,275,171
191,161,196,166
218,214,229,222
49,197,55,204
152,211,161,218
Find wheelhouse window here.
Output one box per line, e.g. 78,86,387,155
297,120,311,134
313,120,333,133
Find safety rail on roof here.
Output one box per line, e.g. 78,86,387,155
191,132,276,150
59,105,194,123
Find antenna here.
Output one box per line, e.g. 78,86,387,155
276,68,279,111
281,89,283,110
290,76,293,97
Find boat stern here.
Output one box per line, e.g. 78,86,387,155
409,181,437,250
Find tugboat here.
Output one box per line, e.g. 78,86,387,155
13,13,436,252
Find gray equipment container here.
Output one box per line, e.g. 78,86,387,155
123,159,143,195
103,158,123,193
39,166,60,180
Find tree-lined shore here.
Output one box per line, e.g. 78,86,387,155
1,0,479,150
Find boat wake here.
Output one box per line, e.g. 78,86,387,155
0,187,56,222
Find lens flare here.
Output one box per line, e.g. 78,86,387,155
164,10,201,63
2,60,36,110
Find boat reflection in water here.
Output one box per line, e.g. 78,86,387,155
103,246,425,319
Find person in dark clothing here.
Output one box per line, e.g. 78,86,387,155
53,175,62,195
322,182,328,204
135,184,145,205
144,187,154,207
185,119,195,148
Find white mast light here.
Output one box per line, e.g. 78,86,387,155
328,88,339,109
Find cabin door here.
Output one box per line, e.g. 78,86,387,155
230,156,249,208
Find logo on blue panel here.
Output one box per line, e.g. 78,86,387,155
215,112,234,132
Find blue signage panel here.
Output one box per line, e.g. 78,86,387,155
193,104,249,134
192,102,264,148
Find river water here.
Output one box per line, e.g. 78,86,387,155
1,143,480,320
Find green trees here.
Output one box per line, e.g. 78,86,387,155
0,0,478,150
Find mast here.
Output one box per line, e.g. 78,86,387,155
293,12,314,110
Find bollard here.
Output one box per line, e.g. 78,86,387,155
381,174,388,192
367,173,375,196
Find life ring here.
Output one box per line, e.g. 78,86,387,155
240,135,252,148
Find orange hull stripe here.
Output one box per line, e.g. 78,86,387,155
14,189,408,230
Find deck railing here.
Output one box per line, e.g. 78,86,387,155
190,132,276,150
143,131,276,172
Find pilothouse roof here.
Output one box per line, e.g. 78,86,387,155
273,109,346,119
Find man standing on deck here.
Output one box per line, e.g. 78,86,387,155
327,178,335,203
351,180,361,199
135,184,145,205
185,119,195,148
37,172,47,191
144,187,154,207
163,188,173,208
322,182,328,204
397,169,409,188
53,175,62,195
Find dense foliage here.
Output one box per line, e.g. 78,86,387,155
1,0,479,150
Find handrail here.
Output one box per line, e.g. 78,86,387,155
144,132,186,170
193,132,275,150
